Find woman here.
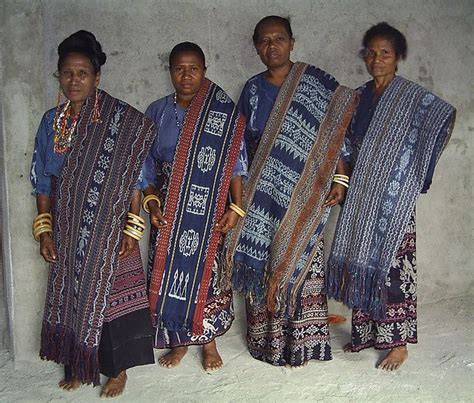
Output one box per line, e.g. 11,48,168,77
143,42,247,371
31,31,156,397
224,16,357,367
327,22,456,370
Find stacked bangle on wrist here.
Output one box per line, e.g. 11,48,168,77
123,212,145,241
229,202,246,218
332,174,350,189
142,194,161,213
33,213,53,241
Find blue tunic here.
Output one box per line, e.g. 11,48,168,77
142,94,248,188
30,108,147,195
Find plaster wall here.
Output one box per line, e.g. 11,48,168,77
2,0,473,361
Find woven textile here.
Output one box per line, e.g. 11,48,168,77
327,76,455,319
225,62,357,316
149,79,244,334
40,90,156,385
350,212,417,352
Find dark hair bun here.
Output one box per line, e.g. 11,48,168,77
58,30,106,72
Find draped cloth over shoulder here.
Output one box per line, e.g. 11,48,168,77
224,62,358,317
40,90,156,385
149,78,245,335
327,76,456,320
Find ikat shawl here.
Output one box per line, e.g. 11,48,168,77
149,78,245,335
327,76,455,319
40,90,156,385
224,62,357,316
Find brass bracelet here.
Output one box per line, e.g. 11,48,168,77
142,195,161,213
125,224,144,235
127,219,145,231
333,174,350,181
127,212,145,223
33,219,52,229
34,212,52,222
123,228,142,241
123,225,144,241
229,202,246,218
332,179,349,188
33,225,53,241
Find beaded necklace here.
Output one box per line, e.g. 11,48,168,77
53,100,79,153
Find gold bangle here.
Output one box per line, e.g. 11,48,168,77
124,226,143,237
142,195,161,213
332,179,349,188
124,225,144,238
229,203,246,218
33,225,52,241
127,219,145,230
123,228,142,241
127,212,145,223
333,174,349,181
33,219,52,229
34,213,52,222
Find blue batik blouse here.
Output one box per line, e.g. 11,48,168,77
141,94,248,188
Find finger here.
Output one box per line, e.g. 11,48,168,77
119,241,126,256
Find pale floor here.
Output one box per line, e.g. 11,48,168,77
0,295,472,402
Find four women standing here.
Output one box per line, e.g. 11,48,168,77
30,16,455,398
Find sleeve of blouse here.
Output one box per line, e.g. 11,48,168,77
231,138,249,178
138,104,163,189
30,113,52,196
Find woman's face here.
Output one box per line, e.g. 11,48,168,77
254,22,294,69
59,52,100,107
170,51,206,99
363,36,399,81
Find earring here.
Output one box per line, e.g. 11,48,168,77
91,87,101,123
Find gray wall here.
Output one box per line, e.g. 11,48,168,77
2,0,473,362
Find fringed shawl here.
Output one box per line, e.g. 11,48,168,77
224,62,357,316
327,76,456,319
40,90,156,385
149,79,245,335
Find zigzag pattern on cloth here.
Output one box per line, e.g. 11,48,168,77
227,62,357,315
276,107,317,162
240,204,281,248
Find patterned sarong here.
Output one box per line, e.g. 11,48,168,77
149,79,245,334
40,90,156,385
327,76,456,320
225,62,357,316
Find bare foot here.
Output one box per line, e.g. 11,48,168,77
285,361,309,369
343,342,353,352
202,340,223,372
377,346,408,371
100,370,127,398
328,314,346,324
58,377,81,391
159,346,188,368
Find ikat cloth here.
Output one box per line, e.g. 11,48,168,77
327,76,455,319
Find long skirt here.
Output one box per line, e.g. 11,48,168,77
246,239,332,366
350,212,418,351
152,247,234,348
66,246,155,379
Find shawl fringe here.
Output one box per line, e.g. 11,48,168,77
40,322,100,386
326,257,387,320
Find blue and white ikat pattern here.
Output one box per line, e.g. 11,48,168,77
234,65,336,278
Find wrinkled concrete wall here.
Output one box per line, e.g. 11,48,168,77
2,0,473,361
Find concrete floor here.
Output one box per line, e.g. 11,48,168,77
0,295,472,402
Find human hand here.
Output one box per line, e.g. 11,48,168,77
215,210,239,233
39,233,57,263
323,183,347,207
